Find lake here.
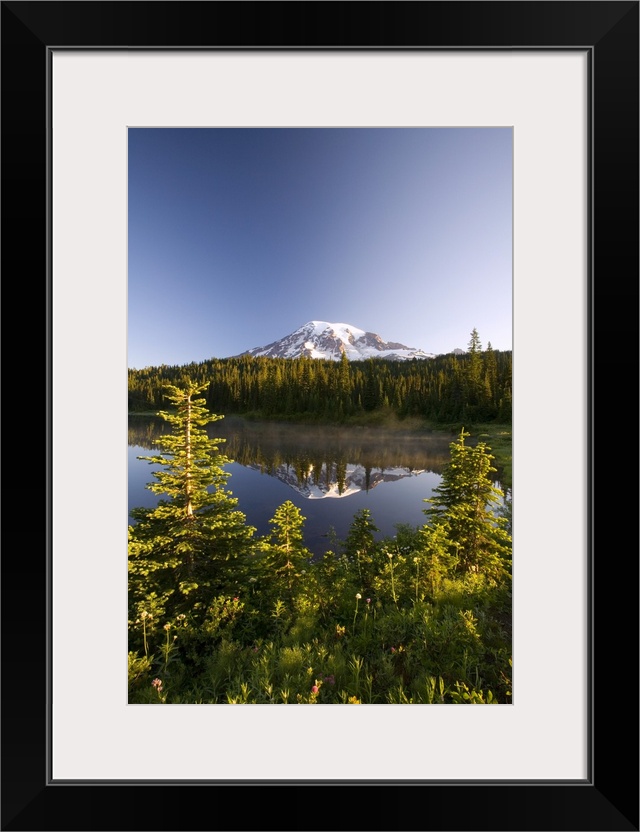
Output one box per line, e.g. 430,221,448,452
128,416,471,558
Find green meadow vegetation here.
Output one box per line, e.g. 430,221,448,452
128,376,513,705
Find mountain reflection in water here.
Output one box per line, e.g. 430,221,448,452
128,416,501,557
245,459,427,499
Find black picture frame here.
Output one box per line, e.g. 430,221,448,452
2,2,638,830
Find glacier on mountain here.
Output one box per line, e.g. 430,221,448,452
238,321,436,361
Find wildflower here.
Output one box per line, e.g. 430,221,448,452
387,552,393,559
177,613,186,621
347,696,361,704
163,623,171,631
391,647,396,653
325,675,335,686
151,678,163,692
353,592,363,628
140,610,148,620
366,598,371,604
311,685,319,694
413,557,420,564
233,597,239,602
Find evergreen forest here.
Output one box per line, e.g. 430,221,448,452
128,329,512,426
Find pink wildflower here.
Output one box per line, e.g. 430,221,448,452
311,685,319,694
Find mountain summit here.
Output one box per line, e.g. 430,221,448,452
237,321,435,362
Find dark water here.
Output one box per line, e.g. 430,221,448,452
128,416,471,558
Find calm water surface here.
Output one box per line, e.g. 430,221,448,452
128,416,463,558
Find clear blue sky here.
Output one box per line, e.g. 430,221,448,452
128,127,512,369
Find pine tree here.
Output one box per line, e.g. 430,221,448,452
338,351,351,413
128,380,256,623
424,428,511,581
262,500,311,596
464,327,484,417
363,359,380,411
343,508,379,590
483,341,499,414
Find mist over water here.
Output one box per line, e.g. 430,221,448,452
128,416,504,558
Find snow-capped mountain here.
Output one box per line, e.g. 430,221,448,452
237,321,436,361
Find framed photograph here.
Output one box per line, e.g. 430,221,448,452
3,2,637,830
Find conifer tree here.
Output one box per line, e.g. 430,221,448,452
464,327,484,416
483,341,499,413
338,351,351,412
424,428,511,581
128,381,256,622
363,359,380,411
344,508,380,590
261,500,311,596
